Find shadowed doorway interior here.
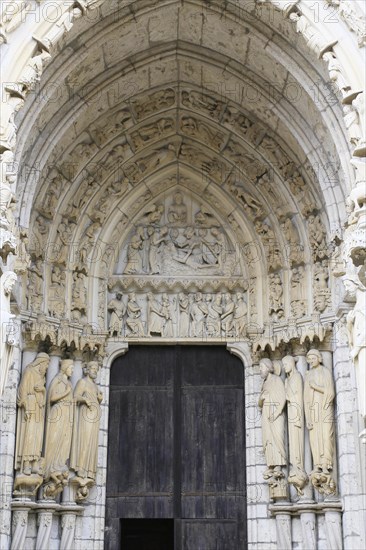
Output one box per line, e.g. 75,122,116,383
120,519,174,549
106,345,246,550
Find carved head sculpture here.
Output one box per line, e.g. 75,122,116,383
147,226,154,237
282,355,296,375
174,191,183,204
259,358,273,379
60,359,74,377
116,292,123,300
86,361,99,380
2,271,17,294
184,226,194,239
33,352,50,376
306,349,322,369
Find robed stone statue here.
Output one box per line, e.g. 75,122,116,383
43,359,74,498
14,353,49,495
258,358,287,497
70,361,103,501
304,349,336,495
283,355,308,495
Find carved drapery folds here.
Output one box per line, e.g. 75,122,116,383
258,349,337,500
304,349,336,495
14,353,50,496
70,361,103,501
43,360,74,499
283,355,308,495
14,356,102,503
258,358,288,499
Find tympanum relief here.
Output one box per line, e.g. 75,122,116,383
119,194,239,278
107,190,248,339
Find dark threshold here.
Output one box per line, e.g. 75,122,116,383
121,519,174,550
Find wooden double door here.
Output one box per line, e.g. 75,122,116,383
105,345,247,549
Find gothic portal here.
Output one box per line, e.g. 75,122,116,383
0,1,366,549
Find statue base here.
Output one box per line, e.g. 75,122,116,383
310,470,337,496
71,476,95,502
269,478,288,500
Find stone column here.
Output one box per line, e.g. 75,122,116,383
47,346,62,388
273,510,292,550
10,503,32,550
299,509,317,549
21,341,38,372
35,502,55,550
60,512,77,550
292,343,317,550
324,507,343,550
71,350,84,387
